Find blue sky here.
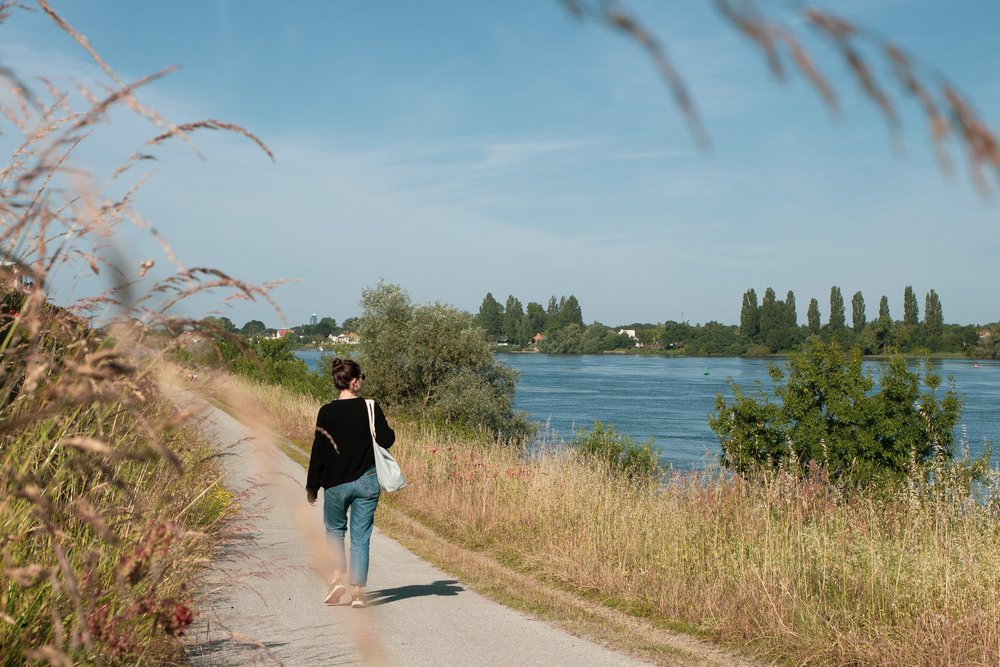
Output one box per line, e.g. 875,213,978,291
2,1,999,328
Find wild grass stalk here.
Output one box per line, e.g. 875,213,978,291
1,4,273,663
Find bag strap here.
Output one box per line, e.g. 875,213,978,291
364,399,377,441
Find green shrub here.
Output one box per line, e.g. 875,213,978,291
570,421,664,480
710,338,987,486
358,282,533,441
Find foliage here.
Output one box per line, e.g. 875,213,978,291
358,282,532,439
807,297,821,334
828,285,846,332
220,336,332,400
924,288,944,347
851,290,866,332
740,288,759,339
709,339,985,485
903,285,919,325
476,292,504,341
240,319,266,335
569,421,663,480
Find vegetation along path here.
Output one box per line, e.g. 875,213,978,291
175,389,750,666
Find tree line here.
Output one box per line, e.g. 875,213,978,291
738,285,964,355
475,292,637,354
473,286,996,357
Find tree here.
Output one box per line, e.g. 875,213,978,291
878,295,892,324
539,323,584,354
476,292,504,341
785,290,797,330
874,295,894,351
315,316,338,338
851,291,866,333
502,295,524,344
903,286,919,326
560,295,584,327
202,316,236,333
240,319,266,336
828,286,845,332
740,288,760,340
358,282,530,438
546,296,560,319
524,301,547,338
924,289,944,346
807,298,821,334
357,282,414,404
759,287,795,352
709,340,969,484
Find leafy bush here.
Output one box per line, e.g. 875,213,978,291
188,334,332,400
570,421,664,480
358,282,533,440
709,338,987,485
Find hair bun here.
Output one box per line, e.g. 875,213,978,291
331,357,345,368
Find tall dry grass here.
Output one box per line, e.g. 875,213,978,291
212,371,1000,666
1,3,273,663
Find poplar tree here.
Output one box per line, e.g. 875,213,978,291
807,298,821,334
759,287,778,347
785,290,797,329
561,295,584,327
829,286,846,332
879,295,892,323
740,288,760,340
476,293,504,340
924,289,944,340
903,286,919,326
851,291,866,332
502,295,524,343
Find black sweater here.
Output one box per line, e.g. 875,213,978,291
306,397,395,495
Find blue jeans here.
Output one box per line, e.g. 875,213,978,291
322,467,380,586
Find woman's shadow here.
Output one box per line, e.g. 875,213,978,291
364,579,463,606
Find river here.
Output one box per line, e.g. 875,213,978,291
295,350,998,470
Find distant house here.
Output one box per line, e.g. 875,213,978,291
617,328,641,348
328,332,361,345
267,328,292,339
532,332,545,344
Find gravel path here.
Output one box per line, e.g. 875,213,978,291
180,392,655,666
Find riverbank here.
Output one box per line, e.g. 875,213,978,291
192,367,1000,666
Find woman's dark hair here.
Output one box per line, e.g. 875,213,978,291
331,358,363,390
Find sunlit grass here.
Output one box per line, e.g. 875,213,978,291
207,369,1000,665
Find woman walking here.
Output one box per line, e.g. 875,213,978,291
306,358,395,608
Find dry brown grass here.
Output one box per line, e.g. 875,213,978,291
214,372,1000,666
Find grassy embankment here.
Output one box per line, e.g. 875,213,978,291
1,345,235,665
199,367,1000,666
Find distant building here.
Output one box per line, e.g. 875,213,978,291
268,328,292,339
328,332,360,345
310,313,318,326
